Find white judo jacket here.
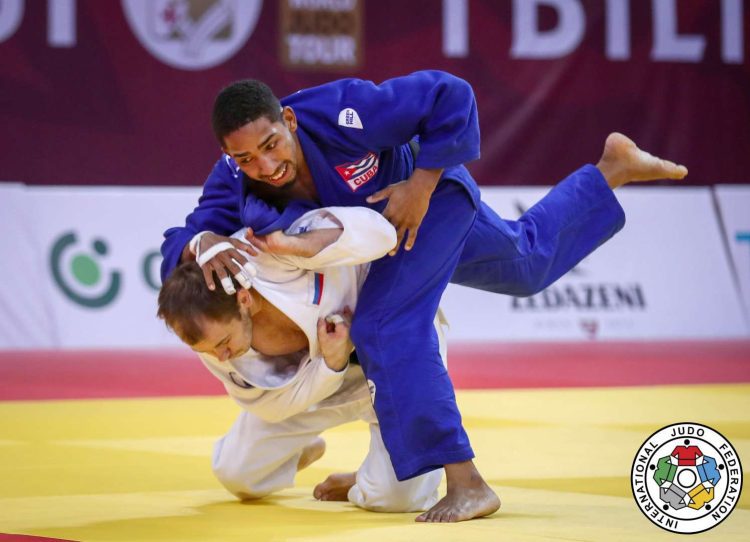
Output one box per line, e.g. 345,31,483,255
197,207,398,423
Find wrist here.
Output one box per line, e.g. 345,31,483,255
180,242,195,263
283,234,317,258
188,231,212,257
296,229,342,257
323,354,348,372
410,167,443,192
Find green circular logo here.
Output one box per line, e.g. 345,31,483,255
50,232,121,308
141,250,163,291
71,255,100,285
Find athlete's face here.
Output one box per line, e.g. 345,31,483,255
222,107,300,188
191,308,253,362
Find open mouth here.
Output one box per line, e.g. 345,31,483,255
268,163,288,185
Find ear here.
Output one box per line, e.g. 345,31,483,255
282,106,297,133
236,288,252,309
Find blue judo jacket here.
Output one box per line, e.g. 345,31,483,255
161,71,482,281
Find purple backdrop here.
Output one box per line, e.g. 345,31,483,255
1,0,748,186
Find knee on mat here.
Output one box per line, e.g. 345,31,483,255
212,463,274,501
353,480,438,513
356,492,436,513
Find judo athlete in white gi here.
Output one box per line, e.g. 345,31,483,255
158,205,444,512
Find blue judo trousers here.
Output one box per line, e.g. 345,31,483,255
161,71,625,481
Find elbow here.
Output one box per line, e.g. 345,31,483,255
513,261,552,297
382,229,397,255
379,218,398,254
255,410,290,424
367,212,397,255
512,281,546,298
241,402,292,424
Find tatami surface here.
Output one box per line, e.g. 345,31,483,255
1,382,748,541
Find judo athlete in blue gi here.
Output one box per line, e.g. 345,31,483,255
160,71,687,522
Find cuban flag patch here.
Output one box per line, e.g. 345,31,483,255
334,152,379,192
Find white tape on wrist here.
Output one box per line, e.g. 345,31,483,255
188,231,210,257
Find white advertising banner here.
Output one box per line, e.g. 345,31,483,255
440,186,749,341
1,186,201,348
1,183,747,348
714,185,750,322
0,184,56,347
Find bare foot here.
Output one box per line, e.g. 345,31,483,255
596,132,688,189
415,461,500,523
297,437,326,471
313,472,356,501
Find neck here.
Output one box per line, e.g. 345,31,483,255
289,132,317,201
248,288,265,319
248,289,309,355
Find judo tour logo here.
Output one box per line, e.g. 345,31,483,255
631,423,743,534
50,232,122,308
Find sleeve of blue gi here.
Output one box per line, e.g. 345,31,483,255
160,157,245,281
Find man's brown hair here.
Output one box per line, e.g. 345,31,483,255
157,262,241,345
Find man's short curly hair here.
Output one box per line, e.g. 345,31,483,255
212,79,282,145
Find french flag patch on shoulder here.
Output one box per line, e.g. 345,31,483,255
335,152,379,192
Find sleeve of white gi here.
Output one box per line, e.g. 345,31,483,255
227,356,348,423
279,206,397,270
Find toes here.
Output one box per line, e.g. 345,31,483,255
428,512,441,523
417,510,440,523
670,163,688,178
660,158,688,179
313,483,327,500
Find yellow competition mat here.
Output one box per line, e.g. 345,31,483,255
1,384,748,541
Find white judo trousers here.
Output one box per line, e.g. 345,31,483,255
212,361,444,512
199,207,446,512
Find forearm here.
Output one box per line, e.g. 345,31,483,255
180,241,194,264
408,167,443,195
289,228,343,257
281,207,397,269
